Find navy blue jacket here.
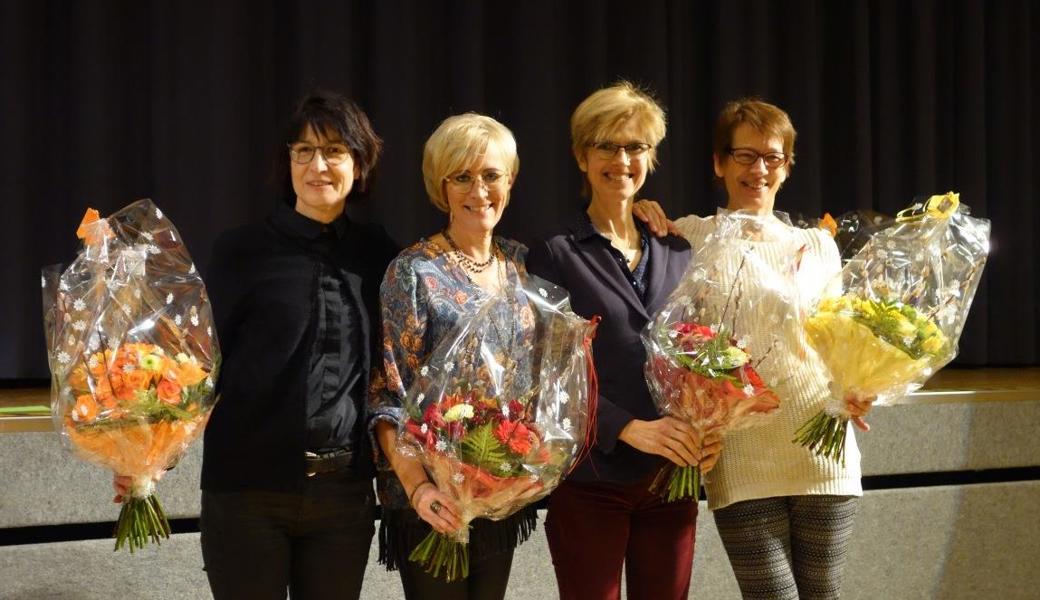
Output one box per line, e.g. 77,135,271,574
526,216,692,484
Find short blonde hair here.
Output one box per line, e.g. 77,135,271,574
422,113,520,212
570,81,667,173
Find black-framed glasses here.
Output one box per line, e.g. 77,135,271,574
588,141,652,160
444,170,510,193
288,143,351,165
726,147,789,169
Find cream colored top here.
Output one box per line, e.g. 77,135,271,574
673,213,862,510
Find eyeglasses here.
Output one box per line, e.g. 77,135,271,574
726,147,789,169
444,170,510,193
588,141,652,160
288,143,351,165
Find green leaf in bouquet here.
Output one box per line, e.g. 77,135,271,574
459,423,512,473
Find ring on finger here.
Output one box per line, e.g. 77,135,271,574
430,500,442,514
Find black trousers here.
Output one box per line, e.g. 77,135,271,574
200,472,376,600
398,544,515,600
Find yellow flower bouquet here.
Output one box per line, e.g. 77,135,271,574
794,193,989,464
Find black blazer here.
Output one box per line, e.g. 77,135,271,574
201,204,398,492
526,217,692,484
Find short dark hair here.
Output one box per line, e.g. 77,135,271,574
281,90,383,201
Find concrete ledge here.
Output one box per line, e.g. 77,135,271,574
3,482,1036,599
0,434,202,529
4,396,1037,528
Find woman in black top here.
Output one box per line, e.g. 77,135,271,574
197,91,396,600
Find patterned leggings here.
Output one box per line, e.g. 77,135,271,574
712,495,859,600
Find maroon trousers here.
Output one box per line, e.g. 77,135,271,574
545,475,698,600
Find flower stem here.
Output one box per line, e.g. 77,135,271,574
793,410,849,467
409,531,470,582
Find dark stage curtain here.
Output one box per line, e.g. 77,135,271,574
2,0,1036,380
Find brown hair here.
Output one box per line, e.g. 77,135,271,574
713,98,796,170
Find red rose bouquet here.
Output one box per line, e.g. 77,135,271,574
644,210,805,501
399,276,597,581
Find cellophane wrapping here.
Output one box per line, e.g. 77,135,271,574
794,193,990,463
397,273,597,580
42,199,220,551
643,211,809,501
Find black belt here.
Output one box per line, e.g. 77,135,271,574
304,448,355,477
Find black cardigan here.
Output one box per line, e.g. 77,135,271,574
201,204,397,492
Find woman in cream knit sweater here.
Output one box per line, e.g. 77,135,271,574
653,99,874,600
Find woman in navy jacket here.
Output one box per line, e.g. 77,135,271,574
526,82,722,600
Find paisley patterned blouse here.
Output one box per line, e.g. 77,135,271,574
368,236,539,568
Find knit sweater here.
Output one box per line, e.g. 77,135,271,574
673,213,863,510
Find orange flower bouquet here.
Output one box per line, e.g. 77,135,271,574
43,199,220,552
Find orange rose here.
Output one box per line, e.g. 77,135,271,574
156,379,182,405
72,394,98,422
173,361,207,387
68,367,89,391
124,369,153,391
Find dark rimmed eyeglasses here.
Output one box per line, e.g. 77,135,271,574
726,147,789,169
288,143,351,165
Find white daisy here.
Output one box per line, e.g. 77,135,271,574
56,351,71,365
73,299,86,311
87,355,99,369
72,320,86,332
562,417,572,430
558,391,570,405
452,473,465,484
174,315,182,326
444,361,454,371
190,312,199,327
499,462,511,473
435,440,447,452
501,404,510,418
420,366,429,377
743,384,755,396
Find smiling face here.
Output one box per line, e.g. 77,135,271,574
578,118,650,207
444,140,513,236
290,124,359,223
715,123,789,214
